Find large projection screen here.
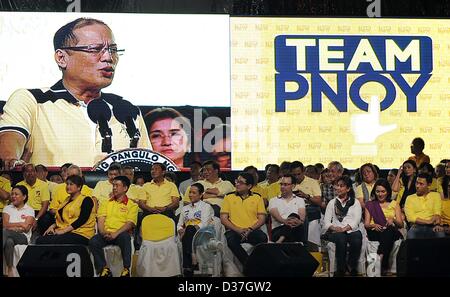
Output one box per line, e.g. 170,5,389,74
230,17,449,169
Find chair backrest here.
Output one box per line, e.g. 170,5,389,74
141,214,175,241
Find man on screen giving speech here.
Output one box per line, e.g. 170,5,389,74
0,18,150,169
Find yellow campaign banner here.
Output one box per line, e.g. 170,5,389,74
230,17,450,169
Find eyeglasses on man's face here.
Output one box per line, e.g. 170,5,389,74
59,43,125,57
235,179,248,185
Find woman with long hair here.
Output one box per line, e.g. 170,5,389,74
364,178,403,275
392,160,418,209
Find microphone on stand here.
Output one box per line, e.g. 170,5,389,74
113,100,141,148
87,99,113,153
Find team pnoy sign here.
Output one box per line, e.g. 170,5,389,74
275,35,432,112
230,18,450,169
93,148,179,171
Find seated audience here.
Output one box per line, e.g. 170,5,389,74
36,175,96,245
183,160,234,215
89,176,138,277
405,173,445,239
355,163,378,209
220,172,267,267
17,163,51,235
177,183,214,276
268,174,305,243
138,163,179,221
323,176,362,277
2,185,34,277
364,178,403,275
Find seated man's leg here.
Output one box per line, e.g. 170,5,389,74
225,230,249,266
271,225,287,242
112,232,132,269
347,231,362,275
89,234,109,273
246,229,268,246
327,232,347,276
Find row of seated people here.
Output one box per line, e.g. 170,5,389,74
2,159,450,277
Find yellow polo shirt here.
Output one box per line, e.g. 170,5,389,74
355,182,375,202
404,192,442,224
183,178,235,206
251,184,268,201
294,176,321,197
0,83,151,167
142,179,179,208
221,192,266,229
258,180,281,200
441,199,450,225
0,176,12,211
50,183,93,211
127,184,146,202
17,179,50,210
98,196,138,233
92,180,112,205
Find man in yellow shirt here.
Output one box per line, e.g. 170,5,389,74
258,164,281,201
92,164,121,206
138,163,179,220
405,173,445,239
35,164,59,197
0,171,12,215
89,176,138,277
220,172,267,267
17,164,51,235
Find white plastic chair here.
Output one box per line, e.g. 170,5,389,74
136,214,181,277
366,238,403,276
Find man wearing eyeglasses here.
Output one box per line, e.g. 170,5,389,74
0,18,151,170
220,172,267,267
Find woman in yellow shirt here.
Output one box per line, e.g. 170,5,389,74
36,175,96,245
364,178,403,275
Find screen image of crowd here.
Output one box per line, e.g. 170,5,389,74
1,142,449,277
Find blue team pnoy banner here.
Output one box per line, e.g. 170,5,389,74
93,148,180,172
275,35,433,113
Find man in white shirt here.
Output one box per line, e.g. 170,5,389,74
323,176,362,277
268,174,306,243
